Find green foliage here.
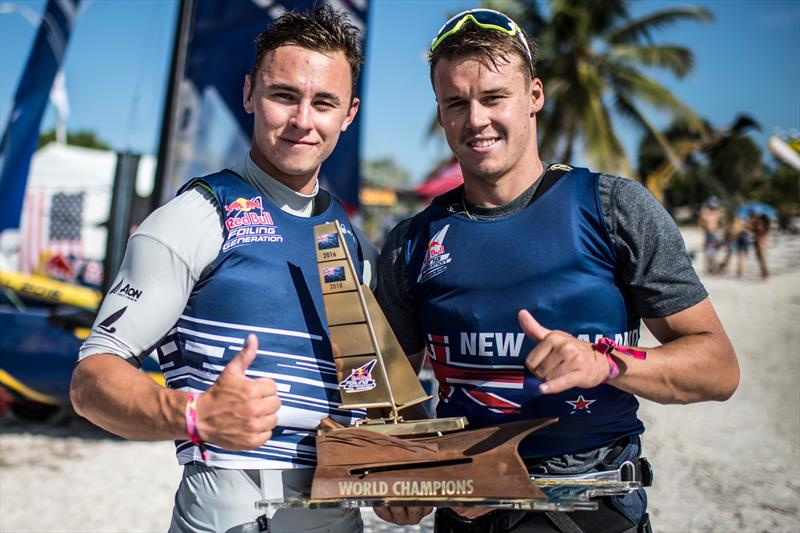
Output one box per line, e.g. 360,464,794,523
361,157,412,189
637,114,766,210
708,134,762,199
38,129,111,151
662,163,718,214
636,118,707,179
746,162,800,227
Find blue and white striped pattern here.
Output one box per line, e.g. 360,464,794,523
163,170,365,469
157,312,364,469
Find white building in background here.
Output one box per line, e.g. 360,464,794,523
0,143,155,274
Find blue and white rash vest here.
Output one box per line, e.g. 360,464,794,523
405,167,644,458
155,170,365,469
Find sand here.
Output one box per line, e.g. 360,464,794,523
636,228,800,532
1,228,798,533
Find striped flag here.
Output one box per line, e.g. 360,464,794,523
19,190,84,274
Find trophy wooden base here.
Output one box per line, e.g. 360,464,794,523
310,417,559,502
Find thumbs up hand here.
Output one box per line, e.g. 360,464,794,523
195,334,281,451
518,310,609,395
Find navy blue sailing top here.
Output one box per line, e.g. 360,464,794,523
405,167,644,458
156,170,365,469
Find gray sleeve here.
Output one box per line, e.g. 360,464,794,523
599,175,708,318
78,188,223,363
375,218,425,355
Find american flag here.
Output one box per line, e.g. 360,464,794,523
18,190,84,274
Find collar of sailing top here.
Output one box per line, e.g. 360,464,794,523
431,163,574,220
230,155,321,217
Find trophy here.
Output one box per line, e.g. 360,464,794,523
255,221,641,520
311,221,556,505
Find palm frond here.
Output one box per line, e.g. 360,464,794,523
613,94,679,172
583,96,629,175
607,65,706,136
607,7,713,44
542,77,573,101
607,44,694,78
537,95,573,161
729,114,762,134
572,65,629,174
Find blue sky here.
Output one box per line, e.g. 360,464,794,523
1,0,798,183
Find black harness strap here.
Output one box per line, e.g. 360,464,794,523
545,510,641,533
545,511,585,533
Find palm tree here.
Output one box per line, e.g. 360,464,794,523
706,115,763,199
637,114,761,205
476,0,713,176
636,117,712,208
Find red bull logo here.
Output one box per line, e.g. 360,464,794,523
429,241,444,257
223,196,274,231
224,196,263,216
418,224,453,283
339,359,377,393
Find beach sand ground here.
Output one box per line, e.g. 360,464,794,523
1,228,798,532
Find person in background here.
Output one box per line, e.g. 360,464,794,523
749,212,770,279
698,195,724,273
374,9,739,532
70,7,374,532
719,211,752,278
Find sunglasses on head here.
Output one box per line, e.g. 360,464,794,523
430,8,532,64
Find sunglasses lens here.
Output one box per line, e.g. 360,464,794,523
470,10,517,31
438,10,516,36
431,9,526,56
436,15,463,37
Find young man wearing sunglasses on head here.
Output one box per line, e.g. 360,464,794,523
71,7,373,532
375,9,738,533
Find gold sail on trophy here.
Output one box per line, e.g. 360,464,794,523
314,221,465,434
309,221,560,505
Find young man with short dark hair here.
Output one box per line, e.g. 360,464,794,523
375,9,738,532
71,7,372,532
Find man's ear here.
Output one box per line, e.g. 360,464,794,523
243,74,254,114
436,103,444,128
340,97,360,132
529,77,544,115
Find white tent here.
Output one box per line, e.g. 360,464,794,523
0,143,155,273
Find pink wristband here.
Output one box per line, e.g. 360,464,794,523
185,393,208,461
604,353,621,381
592,337,647,382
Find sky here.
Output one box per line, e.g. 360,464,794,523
1,0,799,185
